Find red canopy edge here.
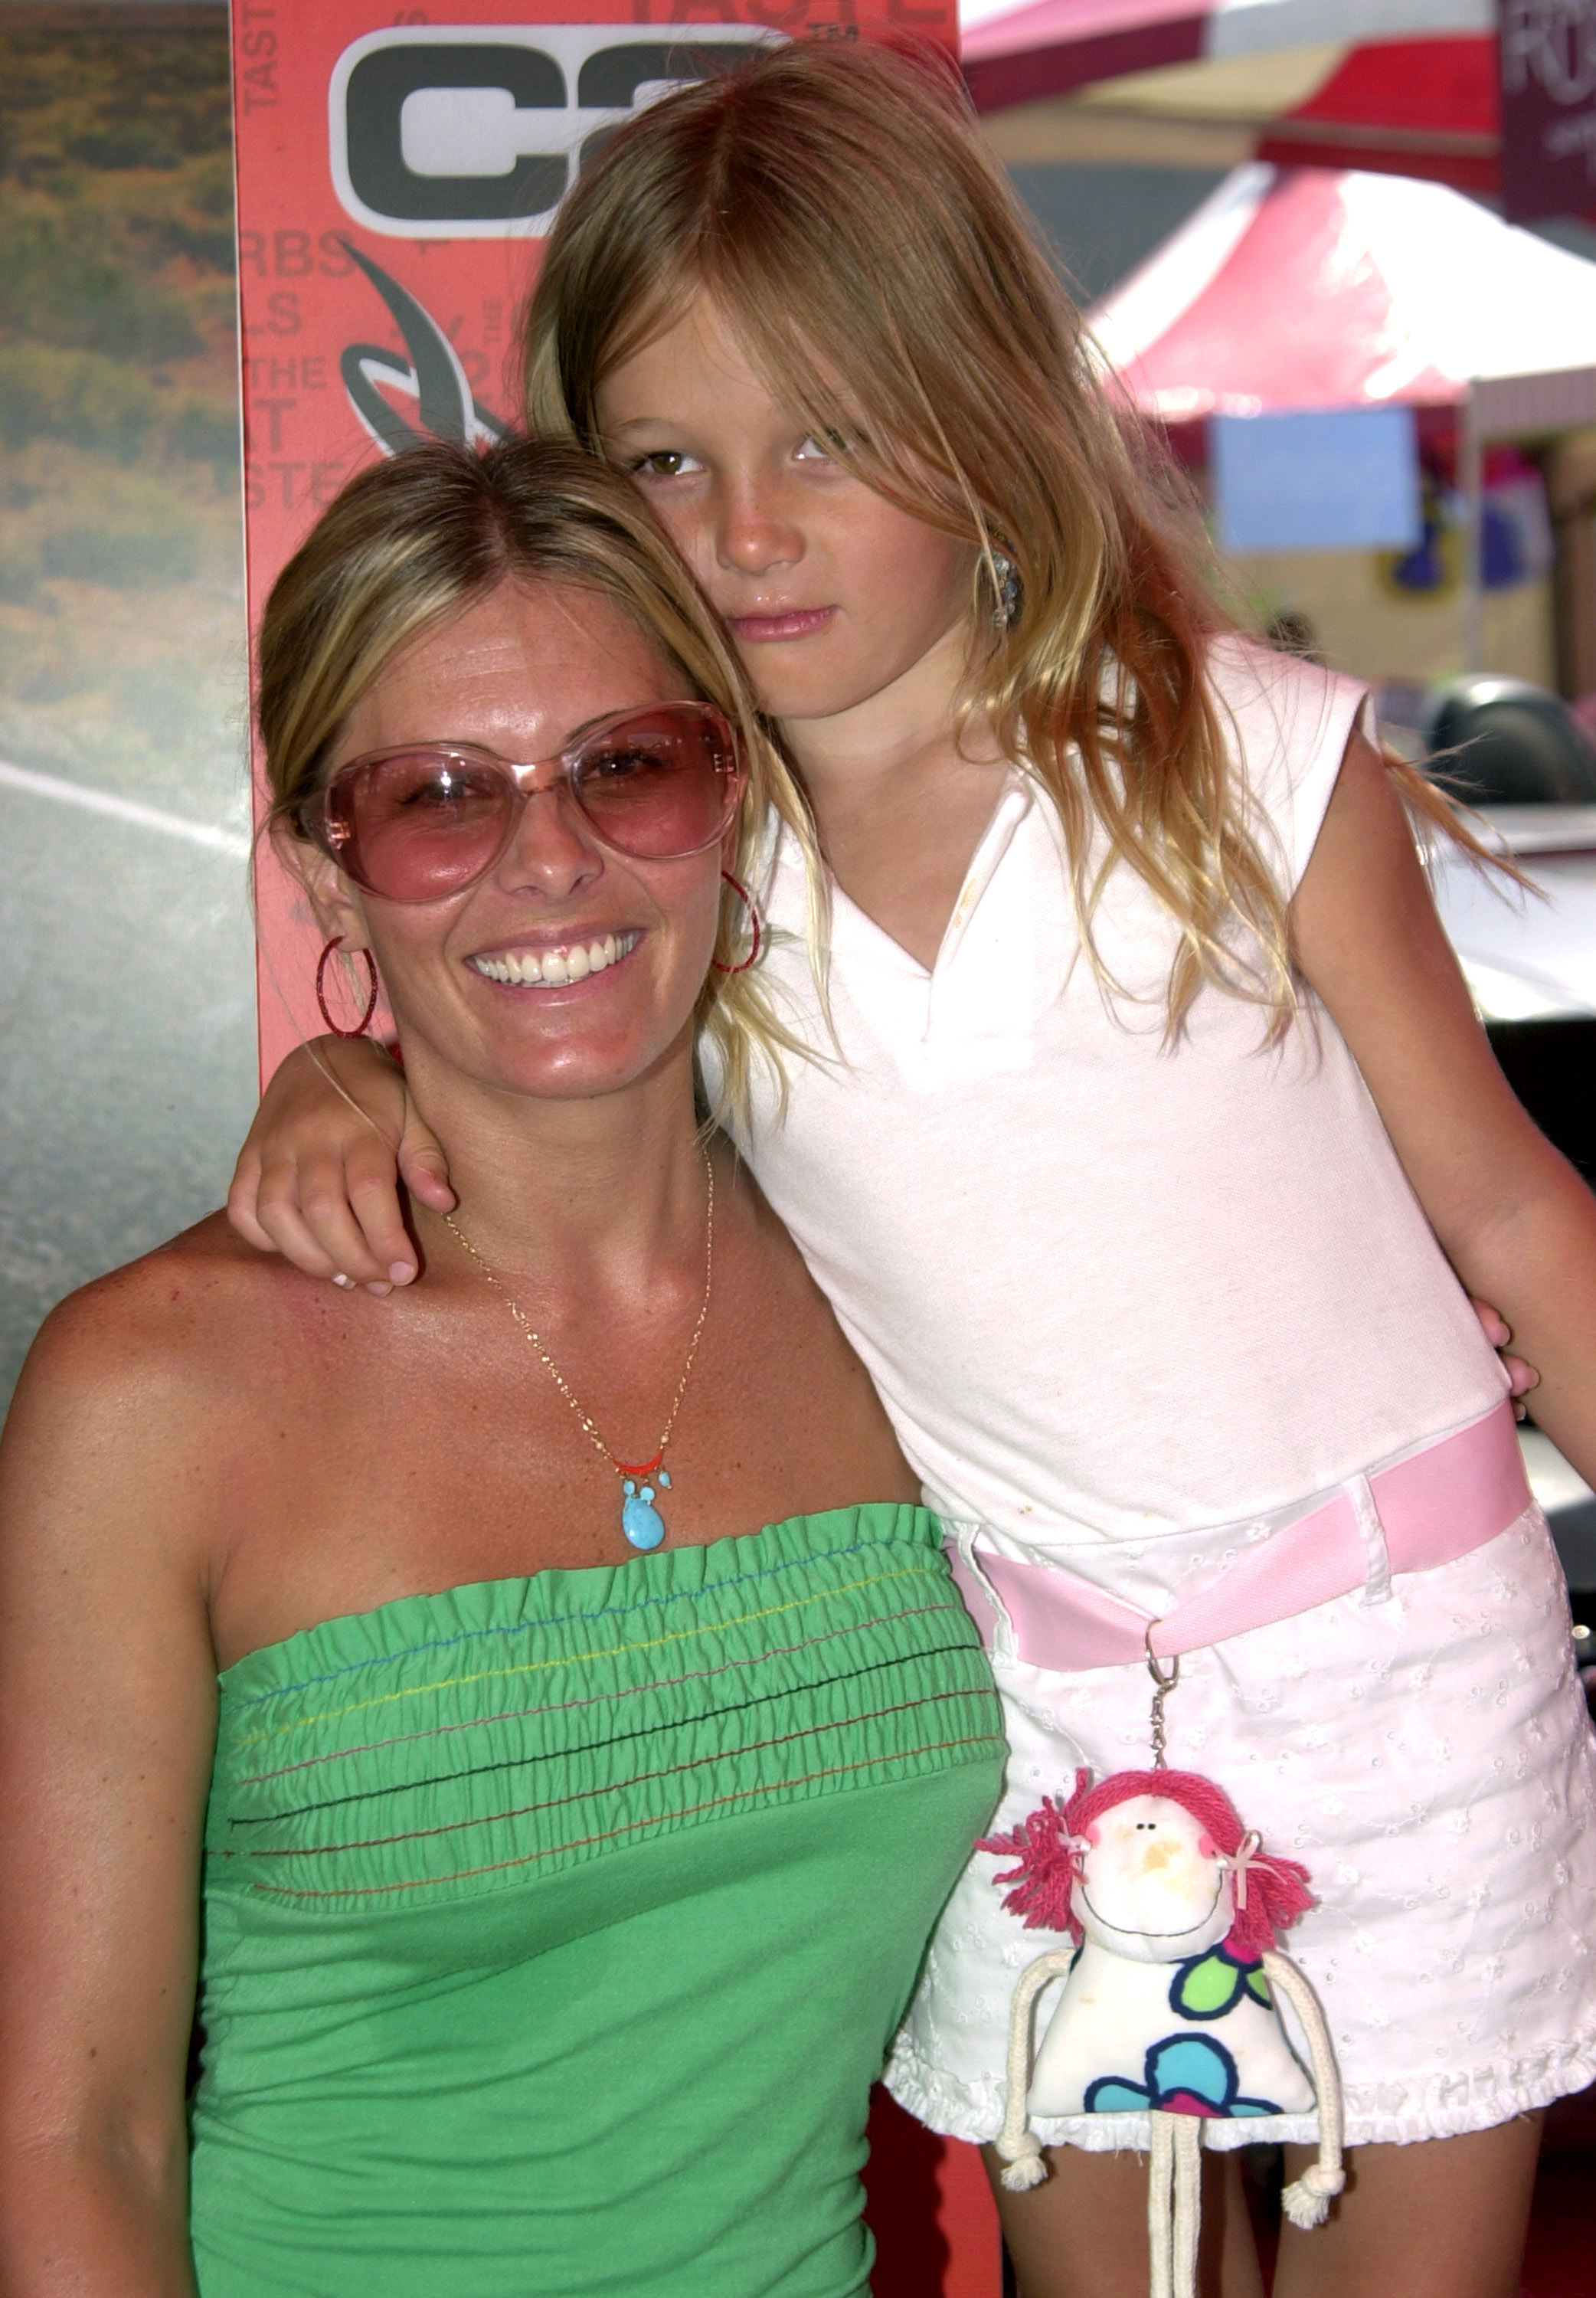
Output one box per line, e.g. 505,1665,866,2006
963,15,1509,202
963,10,1203,110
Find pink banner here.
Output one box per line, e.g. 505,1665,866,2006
231,0,954,1082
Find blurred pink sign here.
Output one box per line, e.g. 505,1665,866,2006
1501,0,1596,223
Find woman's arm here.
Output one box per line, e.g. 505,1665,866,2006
1291,728,1596,1482
0,1278,221,2295
227,1038,453,1290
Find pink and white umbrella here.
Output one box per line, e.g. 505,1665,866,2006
1088,162,1596,430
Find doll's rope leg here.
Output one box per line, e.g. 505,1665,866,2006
1171,2117,1202,2298
1148,2111,1175,2298
1261,1951,1346,2229
995,1949,1078,2190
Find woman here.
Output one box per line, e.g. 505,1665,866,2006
0,437,1006,2297
227,44,1596,2298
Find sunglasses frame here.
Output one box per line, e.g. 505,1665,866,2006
300,699,744,905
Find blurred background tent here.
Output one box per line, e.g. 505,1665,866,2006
1087,161,1596,702
963,0,1596,728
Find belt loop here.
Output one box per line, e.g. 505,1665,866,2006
949,1526,1017,1661
1347,1474,1392,1607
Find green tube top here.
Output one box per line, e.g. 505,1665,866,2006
190,1504,1006,2297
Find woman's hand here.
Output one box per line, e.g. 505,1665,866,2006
227,1037,455,1292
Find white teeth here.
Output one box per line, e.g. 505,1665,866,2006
469,931,637,989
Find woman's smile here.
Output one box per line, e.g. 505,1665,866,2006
466,929,643,990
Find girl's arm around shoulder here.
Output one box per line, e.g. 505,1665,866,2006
1290,728,1596,1483
227,1037,453,1292
0,1227,260,2295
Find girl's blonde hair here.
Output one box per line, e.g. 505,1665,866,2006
525,39,1478,1033
258,435,803,1118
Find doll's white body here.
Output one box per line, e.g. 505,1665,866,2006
1029,1937,1316,2120
1027,1792,1315,2122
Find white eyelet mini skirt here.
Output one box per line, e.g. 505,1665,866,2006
888,1500,1596,2152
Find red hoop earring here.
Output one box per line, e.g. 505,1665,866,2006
316,935,380,1037
711,871,762,976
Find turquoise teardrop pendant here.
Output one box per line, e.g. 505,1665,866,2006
621,1468,670,1551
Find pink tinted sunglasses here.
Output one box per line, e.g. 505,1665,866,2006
301,699,743,905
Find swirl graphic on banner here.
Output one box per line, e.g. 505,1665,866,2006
336,239,509,455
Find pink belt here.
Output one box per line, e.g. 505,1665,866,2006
945,1400,1531,1671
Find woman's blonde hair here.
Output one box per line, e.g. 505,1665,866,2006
525,38,1478,1034
258,435,803,1119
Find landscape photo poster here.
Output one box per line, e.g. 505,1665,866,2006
231,0,957,1081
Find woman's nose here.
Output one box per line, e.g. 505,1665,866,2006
492,784,606,897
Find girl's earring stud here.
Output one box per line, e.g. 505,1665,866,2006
992,551,1022,632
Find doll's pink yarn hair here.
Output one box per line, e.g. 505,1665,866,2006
980,1767,1313,1960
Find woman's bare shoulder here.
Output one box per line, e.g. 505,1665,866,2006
0,1216,358,1635
11,1211,332,1444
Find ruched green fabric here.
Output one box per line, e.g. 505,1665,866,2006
190,1504,1005,2297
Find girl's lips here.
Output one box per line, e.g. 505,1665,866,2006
724,606,836,643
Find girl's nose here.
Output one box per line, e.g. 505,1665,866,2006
492,784,606,899
716,483,803,578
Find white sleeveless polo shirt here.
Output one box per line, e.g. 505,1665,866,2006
735,634,1506,1543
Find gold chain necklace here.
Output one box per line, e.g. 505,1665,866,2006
443,1152,714,1552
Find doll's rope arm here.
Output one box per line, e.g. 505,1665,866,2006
1261,1950,1346,2228
995,1948,1078,2190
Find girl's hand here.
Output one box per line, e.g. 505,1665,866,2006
1469,1298,1539,1419
226,1039,455,1293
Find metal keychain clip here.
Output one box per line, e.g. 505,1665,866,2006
1146,1623,1180,1771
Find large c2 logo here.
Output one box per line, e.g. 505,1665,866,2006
329,25,768,238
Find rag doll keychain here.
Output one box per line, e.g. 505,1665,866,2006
984,1637,1346,2298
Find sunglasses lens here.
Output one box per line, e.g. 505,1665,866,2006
318,707,739,899
570,706,737,858
326,751,512,902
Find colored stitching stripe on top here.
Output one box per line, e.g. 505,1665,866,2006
227,1527,912,1712
233,1598,966,1789
240,1730,1006,1903
231,1563,931,1752
227,1684,992,1861
229,1636,983,1825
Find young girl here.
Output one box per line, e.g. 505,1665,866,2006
230,42,1596,2297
